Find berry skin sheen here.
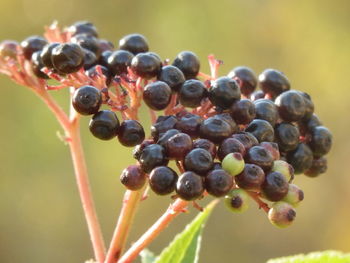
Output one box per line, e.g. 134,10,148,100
72,85,102,115
205,169,233,197
172,51,200,79
149,166,178,195
118,120,145,147
119,33,149,55
89,110,120,140
143,81,172,110
209,77,241,109
120,164,146,191
176,171,204,201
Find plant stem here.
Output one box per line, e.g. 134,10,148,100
118,198,189,263
104,188,145,263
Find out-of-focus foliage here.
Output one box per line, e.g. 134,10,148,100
267,251,350,263
0,1,349,263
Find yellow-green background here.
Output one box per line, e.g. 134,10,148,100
0,0,348,262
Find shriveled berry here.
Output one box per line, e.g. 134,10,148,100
245,146,273,172
133,139,154,160
143,81,172,110
119,34,149,55
225,189,249,213
172,51,200,79
235,164,265,191
69,21,98,37
199,117,234,144
193,138,217,158
217,138,245,161
260,142,280,160
222,152,245,176
254,99,279,126
31,51,49,79
40,43,59,69
157,129,180,147
139,144,168,173
89,110,120,140
245,119,274,142
250,90,265,101
232,132,259,151
52,43,84,74
287,143,313,174
107,50,134,75
230,99,256,125
71,33,100,56
118,120,145,147
184,148,213,175
151,115,178,140
268,201,296,228
304,157,327,177
120,164,146,190
165,133,193,160
262,171,289,201
272,160,294,182
179,79,207,108
131,52,162,79
175,113,202,138
275,90,306,122
259,69,290,98
275,122,300,152
0,40,18,59
205,169,233,197
176,171,204,201
20,36,47,60
149,166,178,195
158,65,185,92
209,77,240,109
72,85,102,115
309,126,332,157
228,66,257,96
282,184,304,207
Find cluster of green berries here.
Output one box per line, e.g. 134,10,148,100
0,21,333,228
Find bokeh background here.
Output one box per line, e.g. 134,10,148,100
0,0,349,262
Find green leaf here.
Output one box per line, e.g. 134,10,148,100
140,249,157,263
154,200,218,263
267,250,350,263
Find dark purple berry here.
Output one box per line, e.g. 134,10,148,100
286,143,313,174
205,169,233,197
98,39,114,52
107,50,134,75
298,91,314,120
165,133,193,160
232,132,259,151
82,48,98,70
119,34,149,55
184,148,213,175
51,43,84,74
217,138,245,161
89,110,120,140
69,21,98,37
0,40,18,59
261,171,289,201
120,164,146,190
131,52,162,79
172,51,200,79
199,117,234,144
118,120,145,147
99,50,112,68
275,90,306,122
157,129,180,147
209,77,241,109
151,115,178,141
275,123,300,152
72,85,102,115
309,126,332,157
245,146,274,172
254,99,279,126
86,65,112,85
179,79,207,108
235,164,265,191
250,90,265,101
259,69,290,98
143,81,172,110
175,113,202,138
139,144,168,173
245,119,274,142
20,36,47,60
149,166,178,195
133,139,154,160
71,33,100,56
31,51,49,79
40,43,59,69
302,114,322,133
158,65,185,92
193,138,217,158
212,162,222,170
213,113,237,132
230,99,256,125
176,171,204,201
228,66,257,96
304,157,327,177
260,142,280,160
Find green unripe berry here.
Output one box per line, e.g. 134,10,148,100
268,201,296,228
222,152,245,176
272,160,294,182
224,188,249,213
282,184,304,207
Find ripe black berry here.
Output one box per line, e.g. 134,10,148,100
98,39,114,52
71,34,101,56
304,157,327,177
260,142,280,160
275,123,300,152
298,91,314,120
230,99,256,125
158,65,185,92
40,43,59,69
199,117,234,144
151,115,178,141
245,119,274,142
178,79,207,108
133,139,154,160
107,50,134,75
165,133,193,160
31,51,49,79
245,146,274,172
118,120,145,147
143,81,172,110
175,113,202,138
119,34,149,55
157,129,180,147
286,143,313,174
213,113,237,132
193,138,217,158
254,99,279,126
209,77,241,109
250,90,265,101
120,164,146,191
184,148,213,175
20,36,47,60
302,114,322,133
69,21,98,37
149,166,178,195
82,48,98,70
72,85,102,115
139,144,168,173
205,169,233,197
261,171,289,201
235,164,265,191
99,50,112,68
231,132,259,151
86,65,112,85
89,110,120,140
309,126,332,157
52,43,84,74
0,40,18,59
258,69,290,98
275,90,306,122
217,138,245,161
172,51,200,79
176,171,204,201
131,52,161,79
228,66,257,96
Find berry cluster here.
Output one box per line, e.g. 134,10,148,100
0,21,332,228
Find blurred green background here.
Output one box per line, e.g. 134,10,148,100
0,0,349,262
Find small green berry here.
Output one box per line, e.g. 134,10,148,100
224,188,249,213
282,184,304,207
268,201,296,228
272,160,294,182
222,152,245,176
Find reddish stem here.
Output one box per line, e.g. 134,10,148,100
248,192,270,213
